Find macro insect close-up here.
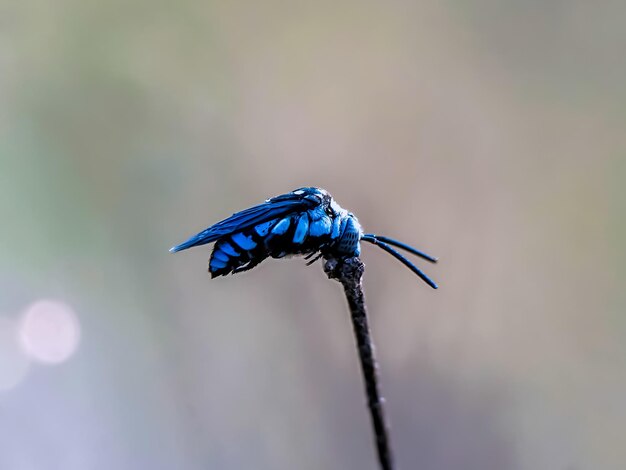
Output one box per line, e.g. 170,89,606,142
170,186,439,470
4,2,622,469
170,187,438,288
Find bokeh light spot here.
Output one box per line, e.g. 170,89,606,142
19,299,81,364
0,316,30,391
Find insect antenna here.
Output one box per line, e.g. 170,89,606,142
361,235,438,289
363,234,438,263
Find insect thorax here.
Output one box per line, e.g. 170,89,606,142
331,212,363,257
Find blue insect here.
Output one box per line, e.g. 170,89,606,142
170,187,438,288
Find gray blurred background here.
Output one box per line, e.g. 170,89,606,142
1,1,624,469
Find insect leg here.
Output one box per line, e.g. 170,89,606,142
305,253,324,266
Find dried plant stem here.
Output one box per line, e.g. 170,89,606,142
324,256,395,470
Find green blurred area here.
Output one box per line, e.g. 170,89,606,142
1,1,624,469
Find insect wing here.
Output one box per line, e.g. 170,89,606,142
170,194,317,252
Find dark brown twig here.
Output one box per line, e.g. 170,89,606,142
324,256,395,470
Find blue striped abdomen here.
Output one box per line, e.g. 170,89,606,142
209,210,338,277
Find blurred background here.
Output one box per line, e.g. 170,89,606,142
1,1,624,469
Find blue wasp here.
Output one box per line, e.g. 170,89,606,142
170,187,438,288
